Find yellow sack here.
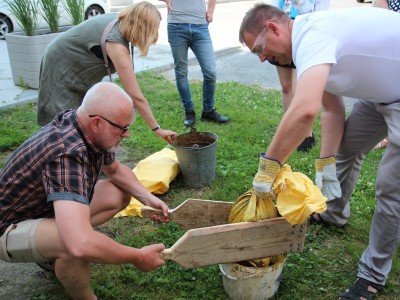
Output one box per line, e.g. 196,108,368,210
227,164,325,267
115,148,180,218
228,190,278,267
273,164,327,224
228,190,278,223
228,165,327,225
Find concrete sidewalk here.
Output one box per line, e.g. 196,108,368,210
0,0,367,110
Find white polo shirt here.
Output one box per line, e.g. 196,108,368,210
292,7,400,103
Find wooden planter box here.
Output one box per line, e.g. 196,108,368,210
5,26,72,89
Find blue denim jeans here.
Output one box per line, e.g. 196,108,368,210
168,23,216,112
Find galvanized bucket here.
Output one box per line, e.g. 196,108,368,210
173,128,218,188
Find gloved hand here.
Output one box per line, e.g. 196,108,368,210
253,154,281,199
315,156,342,200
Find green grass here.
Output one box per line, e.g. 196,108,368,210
0,102,40,162
1,72,399,299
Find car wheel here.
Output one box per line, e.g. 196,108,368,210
0,15,13,40
357,0,365,2
85,5,105,20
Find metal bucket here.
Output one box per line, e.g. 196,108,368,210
173,128,218,188
219,255,287,300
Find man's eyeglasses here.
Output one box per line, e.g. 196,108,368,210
251,26,267,56
89,115,130,133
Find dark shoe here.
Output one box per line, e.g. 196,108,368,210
339,278,383,300
183,110,196,127
297,133,316,152
201,108,229,124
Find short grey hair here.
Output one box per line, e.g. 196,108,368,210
239,3,289,43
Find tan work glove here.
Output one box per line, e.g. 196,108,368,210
315,156,342,200
252,153,281,199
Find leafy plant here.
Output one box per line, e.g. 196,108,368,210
39,0,61,33
5,0,39,36
62,0,84,25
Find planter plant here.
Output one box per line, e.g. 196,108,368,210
5,0,68,89
39,0,61,33
5,0,39,36
62,0,85,25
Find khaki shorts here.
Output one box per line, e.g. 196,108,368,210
0,219,49,263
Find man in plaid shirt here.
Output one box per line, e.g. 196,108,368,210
0,82,169,300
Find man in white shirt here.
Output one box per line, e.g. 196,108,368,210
239,3,400,299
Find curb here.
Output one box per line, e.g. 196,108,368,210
0,46,243,111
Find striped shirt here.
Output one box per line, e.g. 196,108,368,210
0,110,115,235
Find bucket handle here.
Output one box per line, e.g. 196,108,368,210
177,144,201,150
219,264,265,281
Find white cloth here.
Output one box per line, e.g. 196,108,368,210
292,7,400,104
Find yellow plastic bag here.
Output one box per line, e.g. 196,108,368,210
273,164,327,224
227,164,326,267
228,164,327,225
131,147,180,195
228,190,278,267
228,190,278,223
115,148,180,217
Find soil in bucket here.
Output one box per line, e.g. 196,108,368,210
173,129,218,188
219,255,287,300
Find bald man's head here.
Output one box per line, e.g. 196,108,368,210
76,83,135,148
78,82,133,117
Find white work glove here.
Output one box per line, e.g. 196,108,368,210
315,156,342,200
252,153,281,199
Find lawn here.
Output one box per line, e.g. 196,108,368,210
0,72,399,299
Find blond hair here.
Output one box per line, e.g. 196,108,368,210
118,1,161,57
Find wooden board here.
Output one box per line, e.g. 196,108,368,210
161,217,307,268
141,198,233,230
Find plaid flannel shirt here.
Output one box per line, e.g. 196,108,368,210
0,110,114,235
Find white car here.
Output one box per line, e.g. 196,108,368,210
0,0,110,39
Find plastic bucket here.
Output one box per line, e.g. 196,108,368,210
173,128,218,188
219,255,287,300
